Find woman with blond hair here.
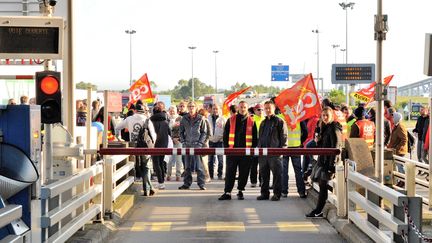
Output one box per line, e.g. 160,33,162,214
306,107,342,218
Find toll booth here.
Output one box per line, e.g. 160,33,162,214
0,105,41,241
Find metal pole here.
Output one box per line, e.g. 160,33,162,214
103,91,108,149
129,33,132,87
374,0,385,182
345,2,350,105
125,30,136,87
312,30,320,94
188,46,196,101
429,82,432,210
213,50,219,93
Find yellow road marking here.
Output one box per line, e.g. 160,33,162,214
247,220,261,224
276,222,319,232
244,208,257,213
207,222,245,231
131,222,172,232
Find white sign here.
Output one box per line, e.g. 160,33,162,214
387,86,397,105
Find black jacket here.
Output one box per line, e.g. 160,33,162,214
317,121,342,171
223,114,258,148
150,111,171,148
414,115,429,142
258,115,288,148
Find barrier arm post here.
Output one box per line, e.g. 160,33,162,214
336,163,347,217
405,162,416,197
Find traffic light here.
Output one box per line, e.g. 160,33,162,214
35,71,62,124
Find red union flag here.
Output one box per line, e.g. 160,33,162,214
129,73,154,103
222,86,251,117
274,74,321,129
351,75,394,104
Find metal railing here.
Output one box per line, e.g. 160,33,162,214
0,204,23,242
40,162,103,243
312,162,346,217
103,155,134,214
393,155,432,207
347,161,422,243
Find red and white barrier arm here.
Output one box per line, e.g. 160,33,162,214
99,147,340,156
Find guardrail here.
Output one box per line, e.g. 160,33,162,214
312,162,346,217
0,204,24,242
103,155,134,214
393,155,432,207
40,162,103,243
347,163,422,243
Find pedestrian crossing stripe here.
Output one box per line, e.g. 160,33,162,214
206,222,245,231
276,222,319,232
131,222,172,231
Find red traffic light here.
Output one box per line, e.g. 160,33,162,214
40,76,59,95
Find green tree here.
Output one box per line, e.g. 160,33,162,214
76,81,97,90
328,89,346,105
162,78,215,100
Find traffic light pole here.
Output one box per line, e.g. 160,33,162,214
41,2,55,183
374,0,387,182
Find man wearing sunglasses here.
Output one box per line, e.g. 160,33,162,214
249,103,265,187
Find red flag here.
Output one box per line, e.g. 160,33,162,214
222,87,251,117
129,73,154,104
274,74,321,129
351,75,394,104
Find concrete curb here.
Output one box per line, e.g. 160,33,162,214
306,188,374,243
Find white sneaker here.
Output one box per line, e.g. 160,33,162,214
158,183,166,190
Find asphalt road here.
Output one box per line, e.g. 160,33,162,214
108,178,345,243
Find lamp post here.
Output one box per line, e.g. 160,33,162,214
339,1,355,105
188,46,197,101
340,48,346,64
332,44,340,89
340,48,347,95
213,50,219,93
331,44,340,64
312,29,320,95
125,29,136,87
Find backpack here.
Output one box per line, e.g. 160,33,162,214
407,131,415,153
136,118,154,148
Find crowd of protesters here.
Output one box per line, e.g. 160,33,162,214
72,95,418,219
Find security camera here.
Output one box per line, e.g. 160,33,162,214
49,0,57,6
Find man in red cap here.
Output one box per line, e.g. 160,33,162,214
249,103,265,187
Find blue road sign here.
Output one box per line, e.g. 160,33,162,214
271,65,289,81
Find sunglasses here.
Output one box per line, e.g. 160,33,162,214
257,109,263,111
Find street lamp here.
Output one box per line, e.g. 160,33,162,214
340,48,346,64
312,29,320,95
213,50,219,93
125,29,136,87
339,1,355,105
331,44,340,64
188,46,197,101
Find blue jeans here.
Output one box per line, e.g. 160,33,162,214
137,155,153,192
282,155,305,195
303,140,317,175
208,141,224,178
168,143,183,177
183,155,205,187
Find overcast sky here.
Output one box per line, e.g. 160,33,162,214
3,1,432,93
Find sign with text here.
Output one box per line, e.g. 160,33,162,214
107,92,123,113
331,63,375,84
271,65,289,81
0,16,64,59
